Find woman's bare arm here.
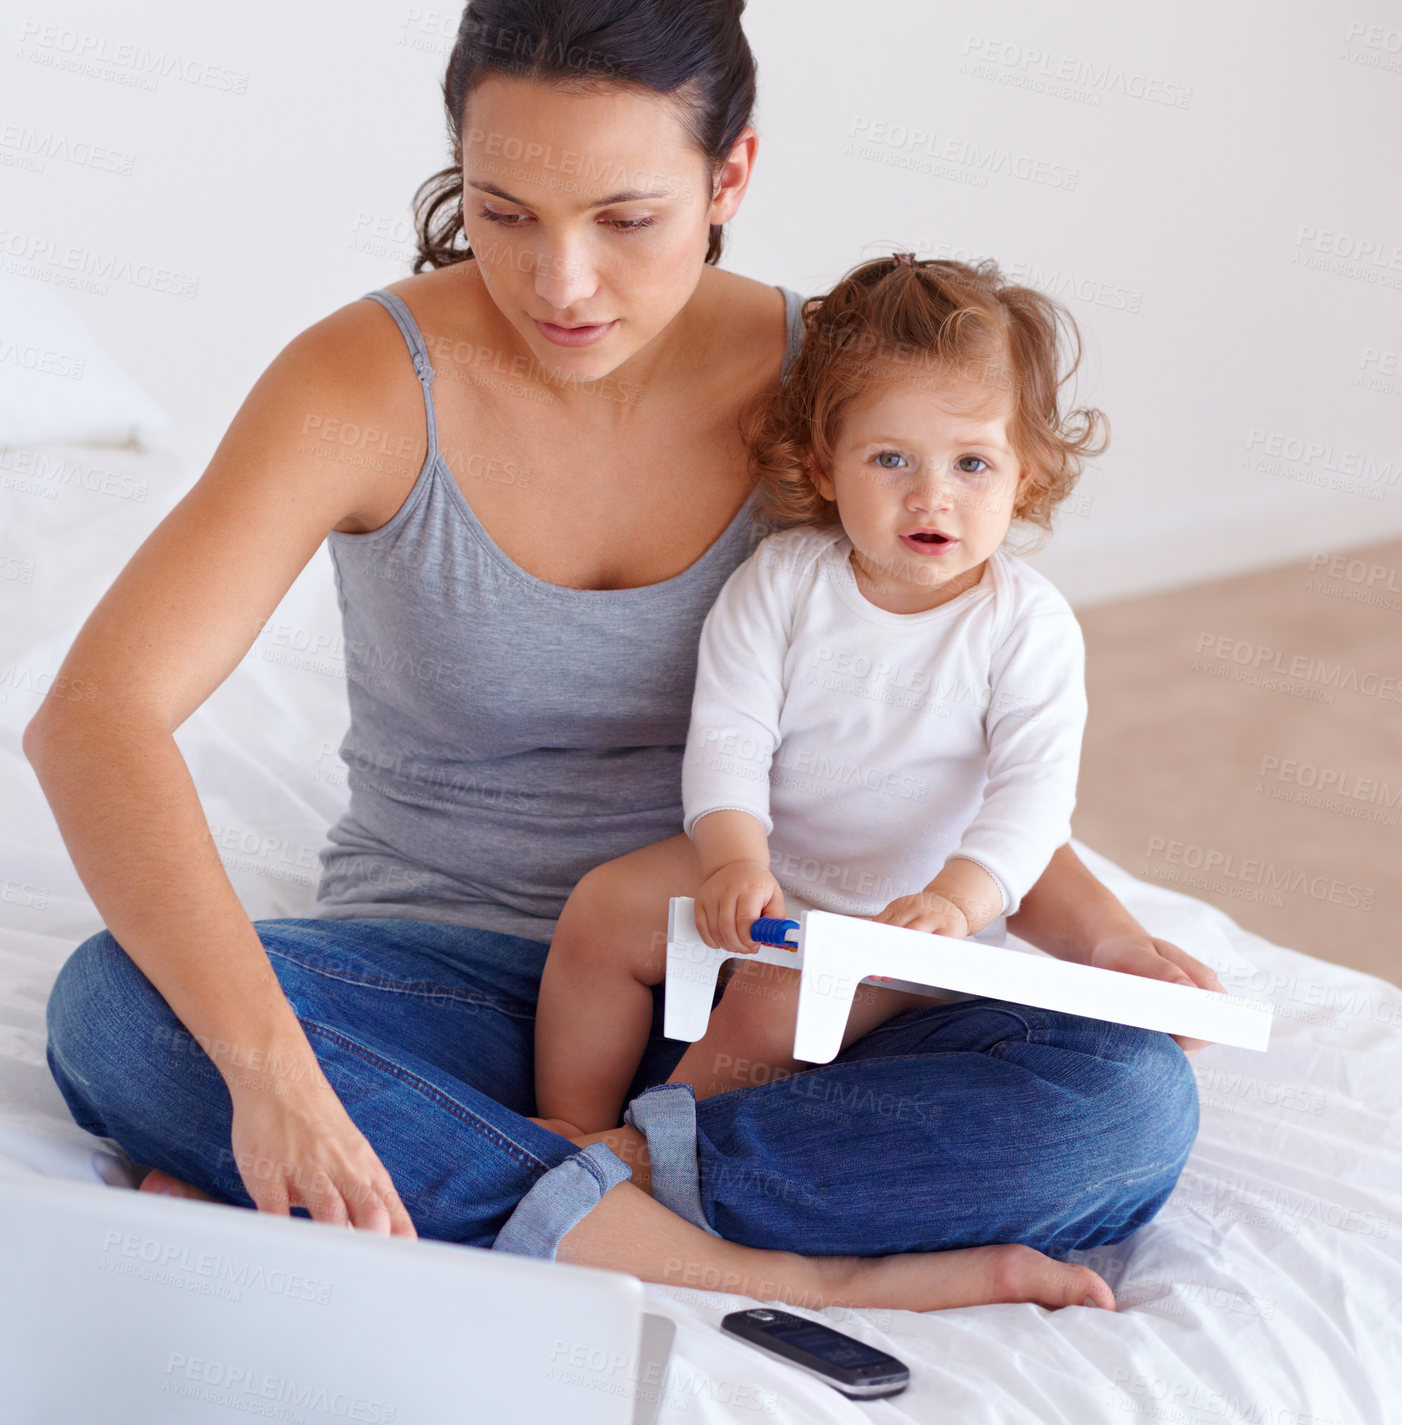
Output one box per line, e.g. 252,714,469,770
24,301,422,1231
1008,842,1225,1056
1004,843,1145,963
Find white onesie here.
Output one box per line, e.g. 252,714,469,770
680,524,1087,943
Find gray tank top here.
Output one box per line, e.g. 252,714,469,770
314,282,807,943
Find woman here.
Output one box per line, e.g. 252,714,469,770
31,0,1217,1314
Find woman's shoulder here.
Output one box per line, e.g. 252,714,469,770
704,265,795,311
176,286,431,544
261,266,491,534
378,261,494,350
258,291,436,534
270,278,435,416
688,267,799,387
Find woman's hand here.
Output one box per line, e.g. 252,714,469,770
1088,932,1226,1057
695,860,786,957
227,1071,418,1237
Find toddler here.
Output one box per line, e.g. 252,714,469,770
531,253,1107,1137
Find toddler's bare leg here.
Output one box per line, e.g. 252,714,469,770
534,834,704,1134
669,961,930,1099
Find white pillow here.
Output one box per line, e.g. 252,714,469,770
0,272,169,447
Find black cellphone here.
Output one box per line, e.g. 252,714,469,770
720,1308,910,1399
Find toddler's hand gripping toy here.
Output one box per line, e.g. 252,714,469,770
663,897,1273,1063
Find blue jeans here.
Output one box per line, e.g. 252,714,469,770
45,916,1199,1260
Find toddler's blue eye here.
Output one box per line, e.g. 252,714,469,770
874,451,906,470
956,456,989,474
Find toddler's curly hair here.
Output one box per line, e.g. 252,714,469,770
743,254,1108,547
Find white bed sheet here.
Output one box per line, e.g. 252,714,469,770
1,441,1397,1424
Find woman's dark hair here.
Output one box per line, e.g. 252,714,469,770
412,0,757,272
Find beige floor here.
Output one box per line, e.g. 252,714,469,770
1074,537,1402,987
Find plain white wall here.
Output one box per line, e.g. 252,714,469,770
4,0,1400,604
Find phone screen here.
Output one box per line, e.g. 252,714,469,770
760,1319,897,1369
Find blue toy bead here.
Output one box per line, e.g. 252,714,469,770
749,917,801,948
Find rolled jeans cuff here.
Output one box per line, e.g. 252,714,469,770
623,1083,719,1238
490,1141,632,1261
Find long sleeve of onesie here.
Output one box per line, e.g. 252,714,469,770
945,602,1087,918
680,532,793,839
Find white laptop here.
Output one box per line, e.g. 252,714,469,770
0,1174,674,1424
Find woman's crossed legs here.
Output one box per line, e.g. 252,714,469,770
44,908,1199,1311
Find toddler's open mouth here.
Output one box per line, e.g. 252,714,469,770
899,529,959,555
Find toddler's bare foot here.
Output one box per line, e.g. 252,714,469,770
137,1168,217,1202
815,1242,1115,1313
